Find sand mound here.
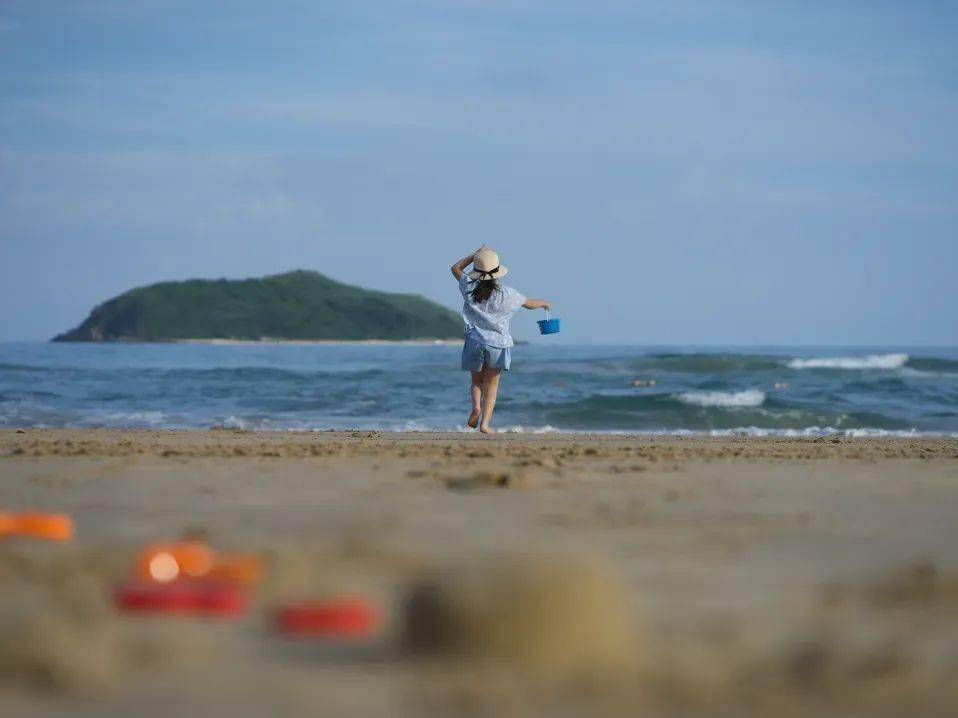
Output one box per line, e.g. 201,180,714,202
865,561,958,608
403,553,639,680
0,580,124,695
0,545,221,696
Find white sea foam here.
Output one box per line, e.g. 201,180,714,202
451,425,954,438
220,415,248,430
706,426,953,438
786,353,908,370
677,389,766,408
499,424,562,434
96,411,169,427
453,424,561,434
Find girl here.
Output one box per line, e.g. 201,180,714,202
451,246,551,434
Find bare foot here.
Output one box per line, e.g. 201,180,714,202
479,424,496,435
467,408,480,429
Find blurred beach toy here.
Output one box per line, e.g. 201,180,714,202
0,511,74,541
205,554,264,585
275,598,381,639
115,582,247,617
137,542,215,583
537,310,561,335
136,541,263,585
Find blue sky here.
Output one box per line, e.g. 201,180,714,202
1,0,956,344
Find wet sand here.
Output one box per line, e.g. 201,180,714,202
2,430,957,716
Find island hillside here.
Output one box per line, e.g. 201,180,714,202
52,270,464,342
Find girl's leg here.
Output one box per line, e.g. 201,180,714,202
468,372,482,428
478,367,501,434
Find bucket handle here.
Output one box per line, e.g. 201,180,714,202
544,309,551,321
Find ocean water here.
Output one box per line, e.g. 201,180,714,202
1,342,956,437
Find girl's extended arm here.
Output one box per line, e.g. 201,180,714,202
450,245,488,280
522,298,552,311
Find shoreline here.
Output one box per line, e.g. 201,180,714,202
4,426,955,440
3,428,956,459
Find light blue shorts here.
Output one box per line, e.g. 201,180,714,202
461,336,511,372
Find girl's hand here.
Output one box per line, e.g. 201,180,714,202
452,249,483,279
541,301,552,312
474,244,489,256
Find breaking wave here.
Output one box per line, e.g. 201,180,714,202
677,389,766,408
787,353,909,370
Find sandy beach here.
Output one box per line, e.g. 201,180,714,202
2,430,957,717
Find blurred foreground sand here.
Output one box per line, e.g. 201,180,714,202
1,430,957,717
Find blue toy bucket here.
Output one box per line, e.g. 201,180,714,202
537,310,561,335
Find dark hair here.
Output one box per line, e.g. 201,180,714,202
470,279,500,304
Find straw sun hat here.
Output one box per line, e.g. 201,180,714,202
468,248,509,282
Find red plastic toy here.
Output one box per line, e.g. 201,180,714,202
115,582,247,617
275,598,380,638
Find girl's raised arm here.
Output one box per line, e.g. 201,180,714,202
522,298,552,311
450,245,488,280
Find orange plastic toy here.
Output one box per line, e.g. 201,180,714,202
205,554,263,585
0,512,74,541
136,542,215,583
136,542,262,585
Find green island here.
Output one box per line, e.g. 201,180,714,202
52,270,464,342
